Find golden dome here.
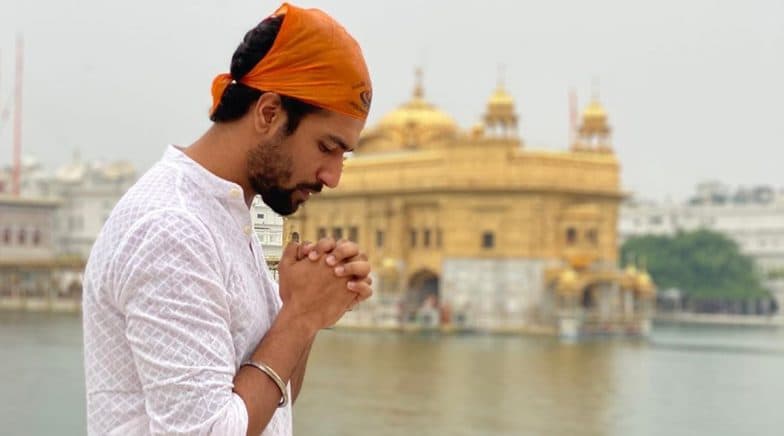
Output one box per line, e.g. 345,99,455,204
381,257,399,271
360,69,459,152
582,100,607,121
636,271,655,295
620,265,638,289
376,69,458,135
482,80,518,137
560,268,578,284
557,268,580,294
488,87,514,107
377,97,458,133
581,99,610,126
572,85,612,152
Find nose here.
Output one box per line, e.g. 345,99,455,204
317,156,343,189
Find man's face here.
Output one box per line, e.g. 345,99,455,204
247,109,364,216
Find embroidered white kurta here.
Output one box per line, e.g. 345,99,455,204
83,146,291,435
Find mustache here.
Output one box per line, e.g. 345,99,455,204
293,182,323,193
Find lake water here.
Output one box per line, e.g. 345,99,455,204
1,312,782,435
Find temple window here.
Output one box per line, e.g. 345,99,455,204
332,227,343,240
586,229,598,245
482,231,495,249
566,227,577,245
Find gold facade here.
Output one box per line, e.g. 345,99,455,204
284,71,654,334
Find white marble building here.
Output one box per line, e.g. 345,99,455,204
442,258,546,330
49,160,136,258
0,195,60,263
620,181,784,307
0,157,51,197
250,196,284,261
1,155,136,259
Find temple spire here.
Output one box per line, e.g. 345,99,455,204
413,67,424,99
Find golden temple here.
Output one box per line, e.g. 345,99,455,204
284,70,655,337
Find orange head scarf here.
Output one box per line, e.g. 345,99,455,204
210,3,372,121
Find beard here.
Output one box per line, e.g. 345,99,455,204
246,129,322,216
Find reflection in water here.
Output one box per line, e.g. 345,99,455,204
297,332,616,436
1,313,783,435
295,328,784,436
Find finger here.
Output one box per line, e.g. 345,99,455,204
334,260,371,278
326,240,360,266
346,280,372,301
343,252,369,264
363,276,373,286
296,241,314,261
309,237,336,261
280,241,300,266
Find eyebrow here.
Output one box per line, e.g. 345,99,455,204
326,134,354,153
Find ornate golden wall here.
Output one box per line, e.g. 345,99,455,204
285,139,622,282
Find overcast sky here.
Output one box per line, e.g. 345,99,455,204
0,0,782,201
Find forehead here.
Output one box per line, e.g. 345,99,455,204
302,110,365,147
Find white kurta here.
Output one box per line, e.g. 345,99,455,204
83,146,292,435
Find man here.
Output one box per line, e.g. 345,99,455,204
82,4,373,435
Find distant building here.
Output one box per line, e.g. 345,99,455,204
0,195,60,263
250,196,284,262
0,157,60,201
0,194,83,312
1,154,136,259
620,181,784,309
48,159,136,258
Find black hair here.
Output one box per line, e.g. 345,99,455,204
210,15,320,134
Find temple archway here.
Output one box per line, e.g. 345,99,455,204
404,269,440,322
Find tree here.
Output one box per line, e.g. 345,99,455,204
621,229,770,301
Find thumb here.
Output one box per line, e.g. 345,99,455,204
280,241,300,267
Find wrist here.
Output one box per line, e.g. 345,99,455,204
275,305,319,340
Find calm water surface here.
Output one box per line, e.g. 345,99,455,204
1,312,782,435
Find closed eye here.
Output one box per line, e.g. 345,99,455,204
317,140,333,154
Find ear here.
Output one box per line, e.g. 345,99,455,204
253,93,286,134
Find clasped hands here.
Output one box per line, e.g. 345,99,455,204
278,237,373,331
